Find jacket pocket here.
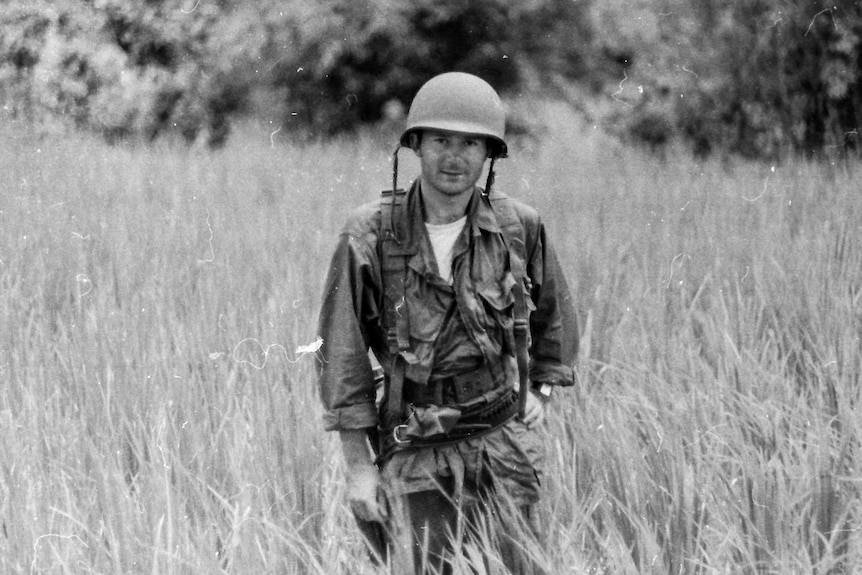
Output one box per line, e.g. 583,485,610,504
476,273,517,355
476,272,516,312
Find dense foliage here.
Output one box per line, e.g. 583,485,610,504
262,0,593,135
0,0,591,146
0,0,264,146
600,0,862,159
1,0,860,158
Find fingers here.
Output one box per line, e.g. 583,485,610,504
523,408,544,427
351,497,385,524
347,466,386,523
354,488,387,523
375,483,390,521
522,390,547,428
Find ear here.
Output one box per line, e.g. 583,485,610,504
409,132,422,156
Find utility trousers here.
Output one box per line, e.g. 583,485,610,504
375,419,548,574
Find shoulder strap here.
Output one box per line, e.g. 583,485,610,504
379,188,410,423
488,192,528,282
379,188,411,355
487,191,532,418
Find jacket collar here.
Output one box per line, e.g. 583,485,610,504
390,181,501,254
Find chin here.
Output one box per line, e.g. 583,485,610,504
441,185,474,196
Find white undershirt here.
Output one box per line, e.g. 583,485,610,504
425,216,467,284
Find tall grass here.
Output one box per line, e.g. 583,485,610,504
0,107,859,574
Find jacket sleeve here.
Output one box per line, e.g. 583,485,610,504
525,218,579,387
316,228,383,431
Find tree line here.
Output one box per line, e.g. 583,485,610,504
1,0,859,159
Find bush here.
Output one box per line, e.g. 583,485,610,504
1,0,595,145
249,0,594,136
597,0,862,159
1,0,265,147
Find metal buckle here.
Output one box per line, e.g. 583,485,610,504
392,425,411,445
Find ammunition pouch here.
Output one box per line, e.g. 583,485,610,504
402,364,496,407
378,387,519,463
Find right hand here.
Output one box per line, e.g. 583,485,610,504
346,464,387,523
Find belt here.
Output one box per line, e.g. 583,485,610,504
378,388,520,462
403,364,495,406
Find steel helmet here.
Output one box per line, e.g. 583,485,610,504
399,72,508,158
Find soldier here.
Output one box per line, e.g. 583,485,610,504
316,72,578,574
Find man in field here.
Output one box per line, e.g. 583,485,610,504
316,72,578,574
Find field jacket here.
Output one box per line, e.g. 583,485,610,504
317,182,578,432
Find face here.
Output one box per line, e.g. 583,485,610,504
412,129,489,198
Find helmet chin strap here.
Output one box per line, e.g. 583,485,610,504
483,156,497,197
389,143,403,245
392,143,401,193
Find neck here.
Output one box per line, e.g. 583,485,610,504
420,180,473,225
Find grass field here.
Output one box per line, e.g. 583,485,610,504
1,105,860,574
